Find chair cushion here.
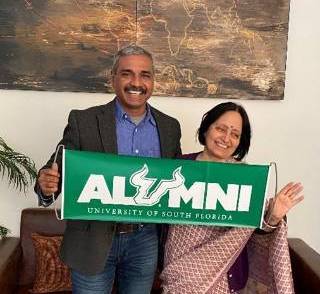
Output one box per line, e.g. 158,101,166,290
19,208,66,285
29,233,71,293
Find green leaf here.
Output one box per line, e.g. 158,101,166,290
0,225,10,238
0,137,37,193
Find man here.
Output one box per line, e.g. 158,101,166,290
35,45,181,294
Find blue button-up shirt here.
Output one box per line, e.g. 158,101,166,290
115,99,161,158
38,100,161,207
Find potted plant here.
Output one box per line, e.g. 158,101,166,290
0,137,37,239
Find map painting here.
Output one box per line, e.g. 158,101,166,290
0,0,290,99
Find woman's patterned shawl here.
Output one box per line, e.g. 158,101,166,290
161,221,294,294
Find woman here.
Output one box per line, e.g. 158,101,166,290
161,102,303,294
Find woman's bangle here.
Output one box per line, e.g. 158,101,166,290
262,220,278,233
263,219,279,230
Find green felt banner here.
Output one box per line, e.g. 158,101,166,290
61,149,270,228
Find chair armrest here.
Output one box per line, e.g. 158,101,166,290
288,238,320,293
0,237,21,294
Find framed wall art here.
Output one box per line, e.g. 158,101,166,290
0,0,290,99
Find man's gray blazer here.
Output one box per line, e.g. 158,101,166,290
37,98,181,275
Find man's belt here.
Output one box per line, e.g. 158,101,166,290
114,223,144,234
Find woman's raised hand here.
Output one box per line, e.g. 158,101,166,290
268,182,304,226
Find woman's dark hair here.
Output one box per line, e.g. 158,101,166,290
197,102,251,161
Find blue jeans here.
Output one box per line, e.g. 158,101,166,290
71,224,158,294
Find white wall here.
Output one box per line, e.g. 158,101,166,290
1,0,319,252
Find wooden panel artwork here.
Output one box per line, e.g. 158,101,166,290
0,0,290,99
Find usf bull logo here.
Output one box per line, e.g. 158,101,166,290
77,164,252,212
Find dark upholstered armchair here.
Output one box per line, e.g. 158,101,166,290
0,208,68,294
288,238,320,293
1,208,319,293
